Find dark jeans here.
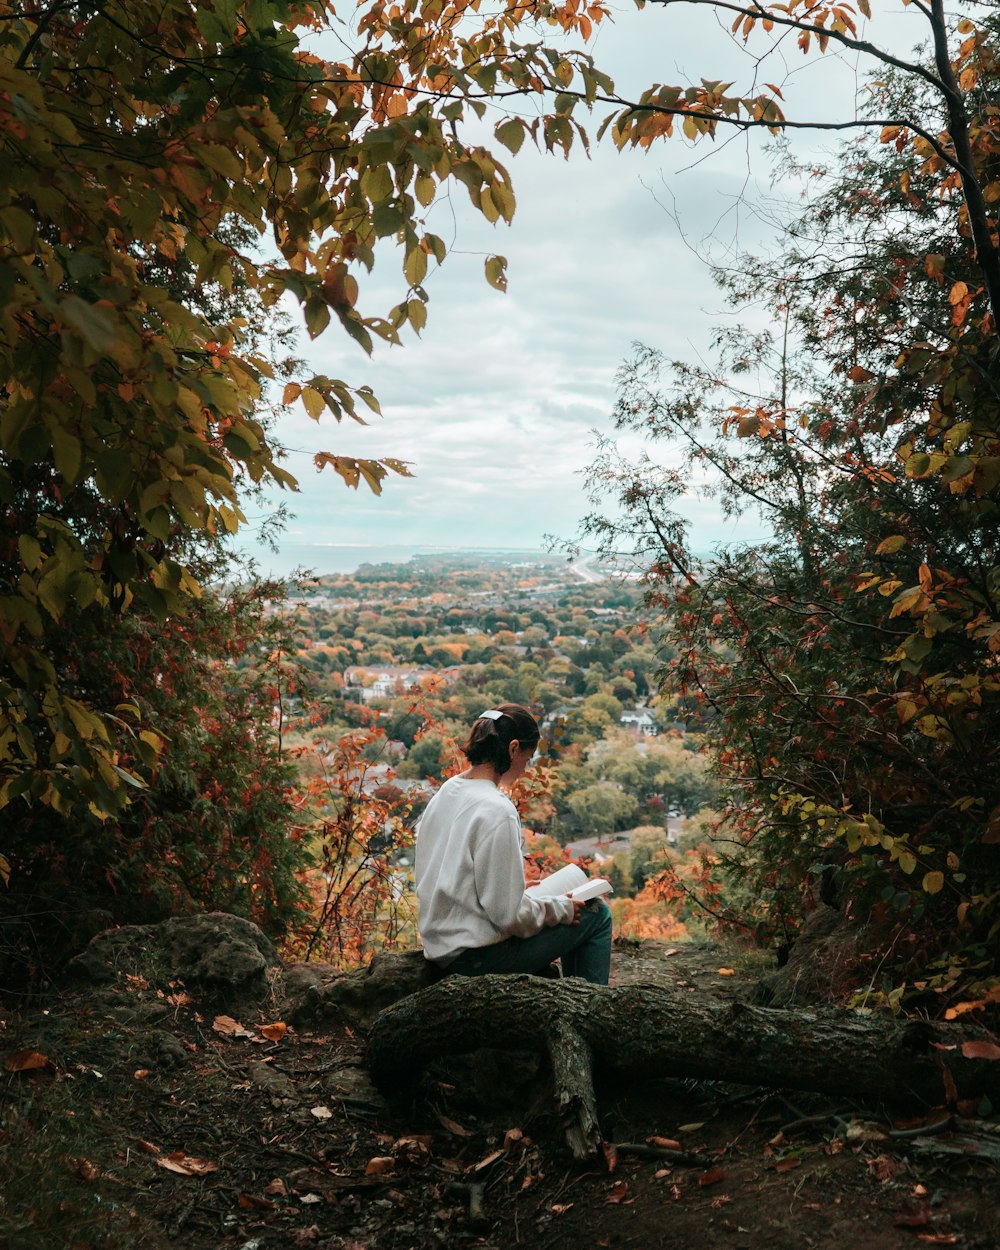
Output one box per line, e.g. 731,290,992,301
446,900,612,985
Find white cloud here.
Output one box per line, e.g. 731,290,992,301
241,2,927,574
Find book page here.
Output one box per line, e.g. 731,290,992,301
524,863,587,898
569,878,613,902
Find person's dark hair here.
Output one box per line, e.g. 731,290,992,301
461,703,540,776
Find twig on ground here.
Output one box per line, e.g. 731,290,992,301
615,1142,710,1166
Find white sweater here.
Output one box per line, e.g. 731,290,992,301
415,774,575,962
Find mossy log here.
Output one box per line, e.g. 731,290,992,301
367,975,1000,1160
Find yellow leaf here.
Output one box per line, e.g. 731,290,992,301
922,871,945,895
301,387,325,420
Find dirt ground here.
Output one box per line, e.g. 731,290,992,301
3,938,999,1250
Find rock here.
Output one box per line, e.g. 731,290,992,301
286,950,442,1029
248,1061,298,1099
752,905,862,1007
134,1029,189,1071
68,912,281,996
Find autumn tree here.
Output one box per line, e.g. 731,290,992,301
0,0,620,829
582,10,1000,1010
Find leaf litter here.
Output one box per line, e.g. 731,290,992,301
3,939,1000,1250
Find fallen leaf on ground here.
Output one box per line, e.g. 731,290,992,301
654,1168,671,1179
774,1156,802,1173
678,1122,705,1133
434,1112,471,1137
605,1180,630,1204
550,1203,574,1215
73,1158,100,1181
165,991,193,1007
393,1136,432,1166
648,1136,682,1151
3,1050,53,1073
156,1151,219,1176
133,1068,150,1080
212,1015,254,1039
298,1192,324,1204
136,1139,160,1155
664,947,679,956
916,1236,957,1245
259,1022,287,1042
868,1154,897,1182
961,1040,1000,1060
698,1167,726,1187
310,1105,333,1120
601,1140,618,1173
365,1156,395,1176
472,1148,504,1171
263,1178,288,1196
239,1193,276,1211
894,1207,931,1229
717,968,736,976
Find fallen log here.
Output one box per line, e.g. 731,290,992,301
366,975,1000,1161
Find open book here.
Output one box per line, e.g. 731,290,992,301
525,862,613,904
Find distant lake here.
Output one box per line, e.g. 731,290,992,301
239,542,555,579
236,540,750,580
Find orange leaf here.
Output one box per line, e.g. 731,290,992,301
774,1156,801,1172
365,1156,395,1176
716,967,735,977
699,1167,726,1187
134,1068,150,1080
601,1139,618,1173
156,1151,219,1176
961,1040,1000,1060
3,1050,53,1073
258,1022,287,1042
605,1180,630,1204
238,1193,276,1210
648,1136,682,1150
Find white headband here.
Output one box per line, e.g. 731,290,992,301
478,709,504,721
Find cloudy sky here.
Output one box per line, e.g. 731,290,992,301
238,1,927,576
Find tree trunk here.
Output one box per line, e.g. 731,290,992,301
366,975,1000,1160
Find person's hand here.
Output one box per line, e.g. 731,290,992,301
567,894,586,924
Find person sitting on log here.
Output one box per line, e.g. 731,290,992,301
414,703,612,984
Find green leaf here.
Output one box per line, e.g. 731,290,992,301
18,535,42,572
59,296,120,355
496,119,525,155
372,204,403,237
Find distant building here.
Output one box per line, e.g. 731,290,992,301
620,707,658,735
343,665,435,701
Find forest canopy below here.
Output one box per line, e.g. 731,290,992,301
0,0,999,1029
